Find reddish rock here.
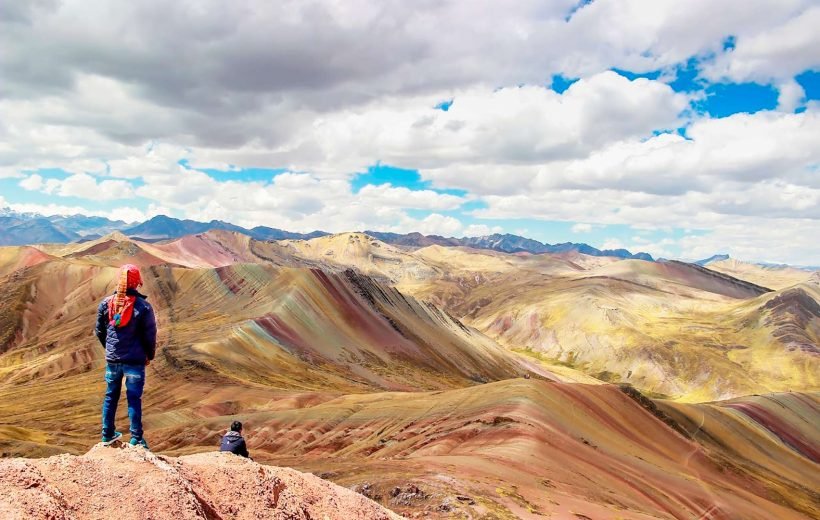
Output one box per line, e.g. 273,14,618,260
0,444,403,519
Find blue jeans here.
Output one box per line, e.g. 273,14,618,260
101,363,145,439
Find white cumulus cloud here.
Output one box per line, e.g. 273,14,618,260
571,223,593,233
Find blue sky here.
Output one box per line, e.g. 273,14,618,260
1,1,819,264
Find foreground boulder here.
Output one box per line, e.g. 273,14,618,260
0,444,402,519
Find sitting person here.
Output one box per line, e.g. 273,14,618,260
219,420,250,458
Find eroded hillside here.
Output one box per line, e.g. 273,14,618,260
0,232,817,518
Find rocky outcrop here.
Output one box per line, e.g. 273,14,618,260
762,287,820,354
0,444,401,520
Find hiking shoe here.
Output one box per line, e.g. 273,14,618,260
129,437,149,450
101,431,122,445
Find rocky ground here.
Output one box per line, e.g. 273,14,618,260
0,443,402,519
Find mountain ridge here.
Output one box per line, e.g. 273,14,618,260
0,225,818,518
0,208,656,261
367,230,655,260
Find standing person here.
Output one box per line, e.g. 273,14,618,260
95,264,157,449
220,421,251,458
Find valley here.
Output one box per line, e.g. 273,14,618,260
0,230,817,518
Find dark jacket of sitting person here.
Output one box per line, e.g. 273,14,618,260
220,421,250,458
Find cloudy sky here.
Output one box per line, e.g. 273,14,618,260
1,0,818,264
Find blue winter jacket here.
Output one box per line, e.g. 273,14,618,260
220,430,250,458
95,288,157,365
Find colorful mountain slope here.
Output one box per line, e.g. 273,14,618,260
139,230,261,267
0,246,56,278
15,232,819,402
152,264,527,391
0,233,817,518
0,244,533,456
397,248,818,401
705,257,816,290
148,379,817,519
280,232,439,282
585,259,772,299
657,391,819,517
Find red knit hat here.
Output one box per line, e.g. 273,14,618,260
108,264,142,327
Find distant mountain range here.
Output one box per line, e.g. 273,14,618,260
0,210,327,245
123,215,329,241
0,215,79,244
0,209,129,245
365,231,654,260
695,254,730,266
695,253,818,271
0,208,654,260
